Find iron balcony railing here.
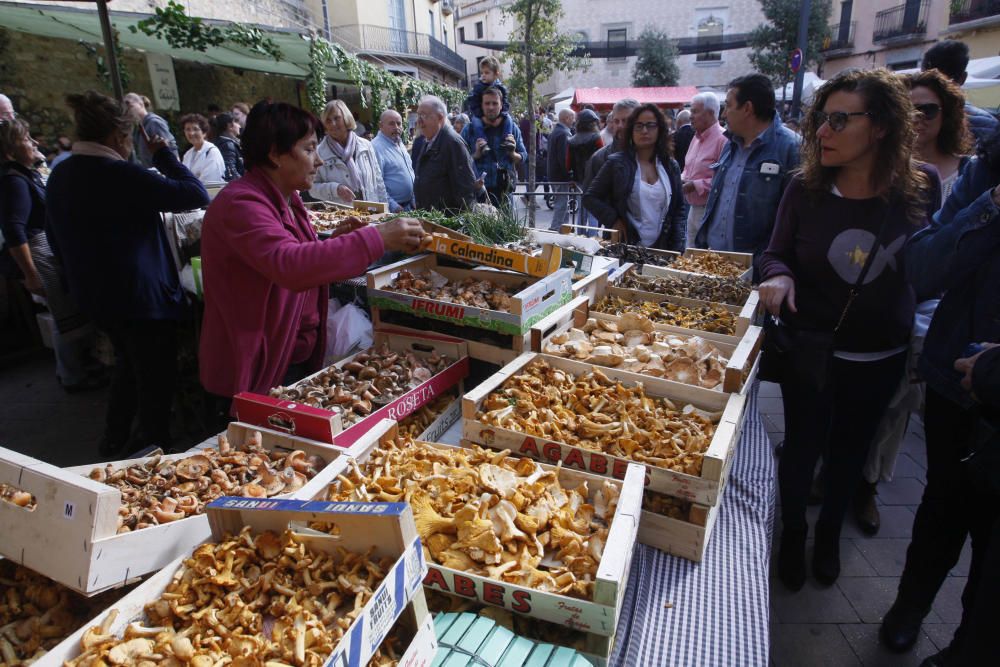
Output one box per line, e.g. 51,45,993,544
823,21,856,52
330,24,467,77
949,0,1000,24
873,0,930,42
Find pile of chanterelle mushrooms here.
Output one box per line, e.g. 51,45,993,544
68,527,397,667
321,437,620,600
87,431,327,534
476,359,719,476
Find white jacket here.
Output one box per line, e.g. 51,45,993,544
309,135,387,205
181,141,225,185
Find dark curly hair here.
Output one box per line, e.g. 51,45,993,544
905,69,973,157
625,103,672,162
800,68,930,225
179,113,210,134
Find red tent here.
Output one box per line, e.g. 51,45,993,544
571,86,700,112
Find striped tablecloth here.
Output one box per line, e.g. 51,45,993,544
609,382,775,667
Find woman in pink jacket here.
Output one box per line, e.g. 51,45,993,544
199,102,423,410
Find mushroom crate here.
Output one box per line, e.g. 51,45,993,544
235,331,469,449
46,497,430,667
310,419,643,659
641,248,754,282
533,297,763,395
462,353,747,506
639,491,720,563
0,424,350,596
616,264,760,316
0,560,133,667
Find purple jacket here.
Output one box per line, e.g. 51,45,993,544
199,168,384,397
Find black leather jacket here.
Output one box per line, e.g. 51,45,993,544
583,150,686,251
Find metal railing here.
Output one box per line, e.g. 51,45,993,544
330,24,467,77
949,0,1000,24
873,0,930,42
823,21,856,51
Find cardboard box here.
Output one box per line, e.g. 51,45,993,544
462,353,747,506
235,331,469,450
531,297,763,395
425,235,563,277
367,254,573,337
313,419,643,640
43,497,427,667
0,428,350,596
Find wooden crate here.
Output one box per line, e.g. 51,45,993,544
531,297,763,395
643,248,753,282
314,418,643,643
0,427,350,596
638,502,719,563
43,498,427,667
424,235,564,277
366,254,573,337
234,330,469,449
462,353,746,506
612,264,762,321
559,224,621,243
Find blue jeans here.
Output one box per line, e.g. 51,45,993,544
549,184,569,231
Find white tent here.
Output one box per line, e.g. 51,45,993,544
775,72,825,105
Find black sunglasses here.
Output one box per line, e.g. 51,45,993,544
811,110,874,132
913,103,941,120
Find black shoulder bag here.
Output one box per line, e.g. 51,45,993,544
758,213,890,392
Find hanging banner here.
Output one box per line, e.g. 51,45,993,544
145,53,179,111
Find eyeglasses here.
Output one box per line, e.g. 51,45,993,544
633,122,659,133
913,103,941,121
811,110,873,132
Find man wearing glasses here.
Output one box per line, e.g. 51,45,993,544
411,95,478,213
695,74,800,273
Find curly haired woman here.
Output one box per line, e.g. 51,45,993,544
758,69,941,590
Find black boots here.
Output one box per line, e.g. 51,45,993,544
812,521,841,586
880,599,931,653
854,480,881,535
778,527,808,591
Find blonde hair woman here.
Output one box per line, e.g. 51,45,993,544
309,99,387,205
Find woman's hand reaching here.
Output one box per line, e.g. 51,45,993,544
759,275,797,317
377,217,425,254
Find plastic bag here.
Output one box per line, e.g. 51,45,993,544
323,299,373,366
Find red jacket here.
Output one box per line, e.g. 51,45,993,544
199,168,384,397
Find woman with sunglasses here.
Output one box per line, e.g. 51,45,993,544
758,69,940,591
909,69,973,203
583,103,686,250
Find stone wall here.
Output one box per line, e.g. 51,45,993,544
0,28,304,149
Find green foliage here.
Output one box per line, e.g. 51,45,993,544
131,0,284,61
632,27,679,87
79,27,131,91
748,0,833,88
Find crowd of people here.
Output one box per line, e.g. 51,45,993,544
0,35,998,667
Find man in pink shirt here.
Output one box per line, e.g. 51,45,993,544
681,92,727,243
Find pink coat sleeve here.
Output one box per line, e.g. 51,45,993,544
218,192,385,292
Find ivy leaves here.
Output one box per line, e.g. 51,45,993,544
130,0,283,61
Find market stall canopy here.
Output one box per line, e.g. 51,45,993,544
571,86,700,111
775,72,826,105
0,1,350,81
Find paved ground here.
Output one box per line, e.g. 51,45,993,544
760,380,970,667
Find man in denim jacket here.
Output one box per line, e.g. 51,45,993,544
881,147,1000,664
694,74,800,270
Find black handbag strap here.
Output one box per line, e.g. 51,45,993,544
834,206,892,333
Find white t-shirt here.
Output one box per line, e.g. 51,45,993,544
628,159,672,247
182,141,225,185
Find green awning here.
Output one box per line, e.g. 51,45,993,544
0,1,351,82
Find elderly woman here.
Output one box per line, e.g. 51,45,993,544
1,118,99,392
309,100,387,205
199,102,423,407
451,113,469,135
583,104,686,250
180,113,226,185
46,90,209,456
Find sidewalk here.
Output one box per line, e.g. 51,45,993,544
760,381,970,666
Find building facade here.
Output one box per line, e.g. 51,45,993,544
819,0,949,75
454,0,767,98
937,0,1000,60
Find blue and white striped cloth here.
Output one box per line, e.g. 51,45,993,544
610,383,775,667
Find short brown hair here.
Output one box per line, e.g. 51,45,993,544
65,90,133,142
179,113,210,134
242,101,321,170
480,56,500,74
906,69,973,157
232,102,250,115
0,117,31,161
